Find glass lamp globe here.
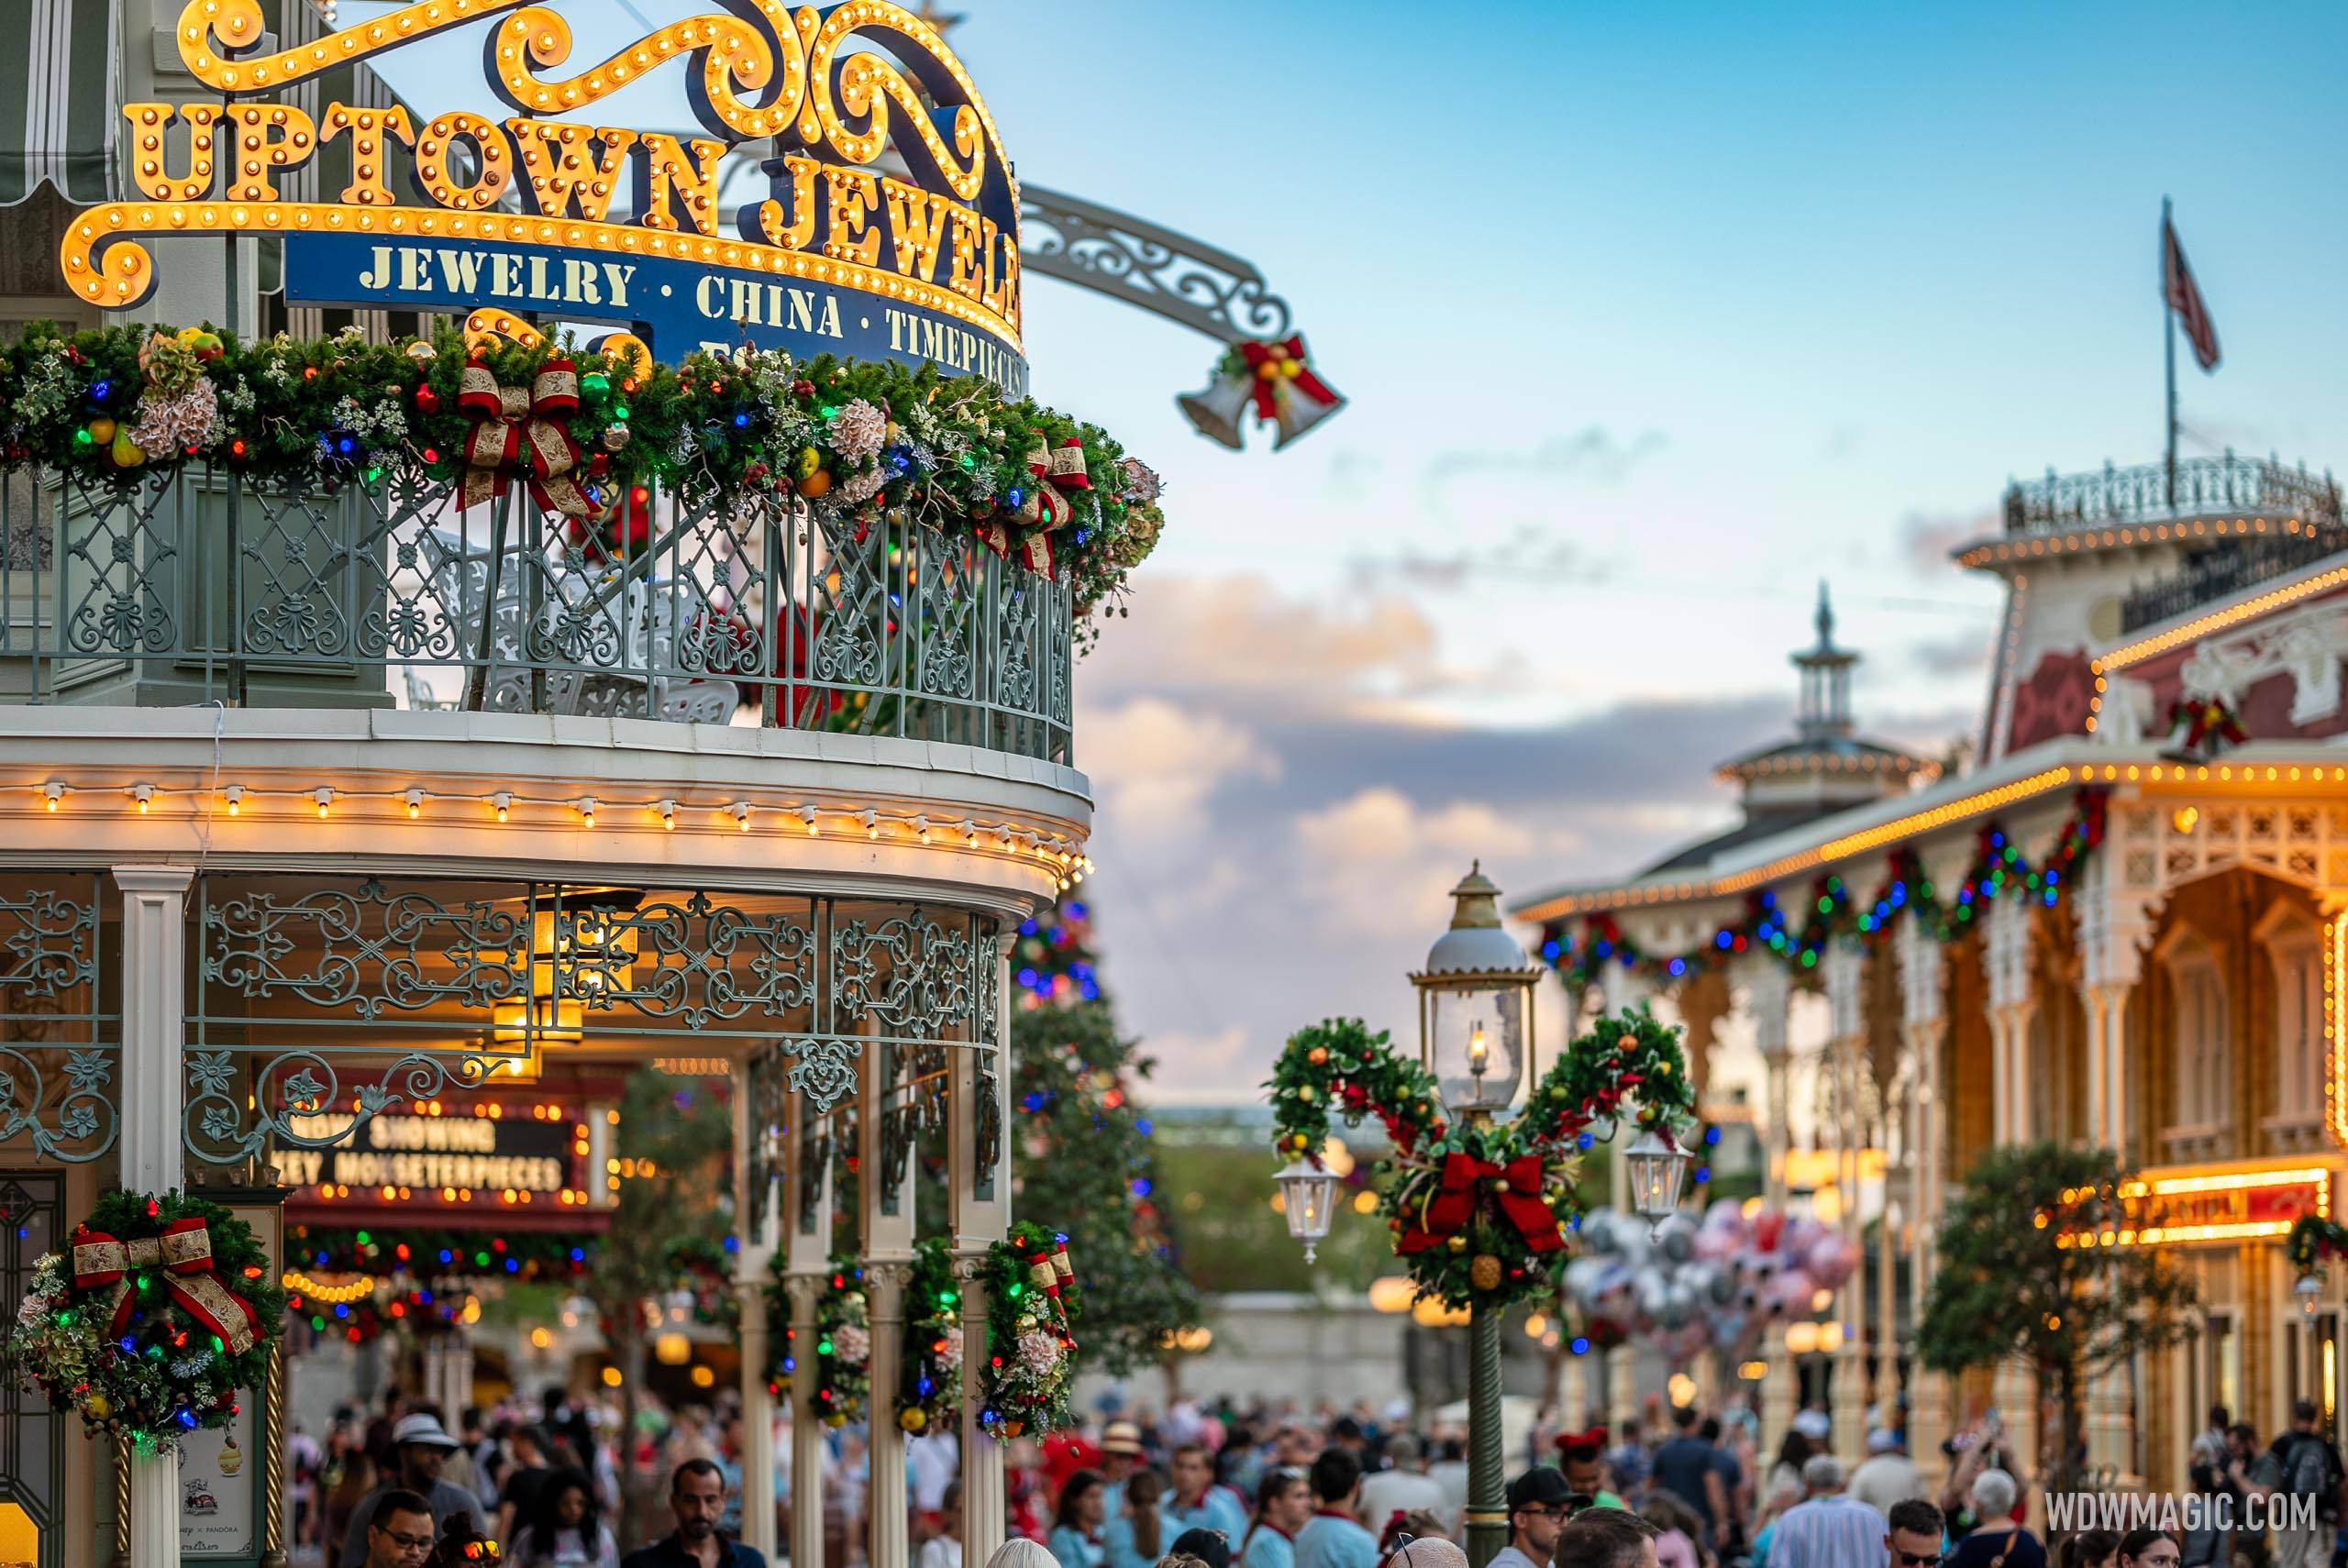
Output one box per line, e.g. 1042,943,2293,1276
1412,862,1539,1119
1275,1158,1339,1263
2298,1272,2324,1320
1623,1129,1692,1223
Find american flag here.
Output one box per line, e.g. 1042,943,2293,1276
2164,214,2221,371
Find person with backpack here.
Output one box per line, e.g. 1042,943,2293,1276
2263,1401,2342,1568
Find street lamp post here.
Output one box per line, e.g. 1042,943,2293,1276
1266,863,1691,1568
1410,864,1543,1568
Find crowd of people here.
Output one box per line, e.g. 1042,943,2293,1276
293,1384,2348,1568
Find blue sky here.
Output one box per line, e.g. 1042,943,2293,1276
359,0,2348,1098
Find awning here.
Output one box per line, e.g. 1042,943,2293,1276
0,0,119,207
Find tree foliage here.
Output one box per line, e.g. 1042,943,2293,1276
1009,899,1202,1375
1919,1141,2198,1489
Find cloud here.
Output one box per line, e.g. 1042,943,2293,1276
1292,788,1562,939
1083,698,1279,838
1343,524,1613,595
1080,574,1442,704
1899,506,1999,575
1421,425,1669,520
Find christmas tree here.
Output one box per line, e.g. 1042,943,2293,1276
1010,898,1202,1375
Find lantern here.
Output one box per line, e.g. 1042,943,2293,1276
1412,863,1539,1120
1274,1157,1339,1264
2298,1272,2324,1320
1622,1128,1691,1224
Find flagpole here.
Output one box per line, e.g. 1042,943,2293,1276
2165,194,2178,508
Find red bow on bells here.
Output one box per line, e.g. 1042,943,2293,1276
1239,336,1341,422
1399,1152,1564,1255
457,356,602,519
71,1218,261,1356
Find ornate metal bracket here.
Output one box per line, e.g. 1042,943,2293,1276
1019,184,1295,348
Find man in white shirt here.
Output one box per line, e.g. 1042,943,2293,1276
1358,1437,1450,1531
1770,1457,1883,1568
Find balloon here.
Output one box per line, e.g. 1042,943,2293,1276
1660,1280,1698,1331
1806,1234,1856,1289
1580,1210,1620,1256
1656,1214,1698,1264
1753,1209,1786,1252
1765,1268,1817,1318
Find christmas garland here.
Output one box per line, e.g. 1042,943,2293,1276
896,1238,965,1435
2288,1215,2348,1276
1542,790,2108,988
1268,1009,1696,1309
10,1190,284,1452
976,1221,1079,1437
808,1258,873,1427
0,322,1167,617
288,1225,593,1280
2168,697,2247,760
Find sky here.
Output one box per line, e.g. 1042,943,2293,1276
356,0,2348,1102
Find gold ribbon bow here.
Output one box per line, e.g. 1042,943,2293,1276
456,356,600,519
72,1219,260,1357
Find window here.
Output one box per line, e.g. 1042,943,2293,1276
2267,918,2323,1123
2167,932,2231,1133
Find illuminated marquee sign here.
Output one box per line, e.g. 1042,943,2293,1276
2050,1162,2332,1249
273,1101,593,1212
63,0,1026,392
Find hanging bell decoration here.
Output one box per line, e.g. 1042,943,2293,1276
1175,359,1254,451
1242,335,1346,450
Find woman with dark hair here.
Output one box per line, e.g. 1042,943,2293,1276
1052,1470,1110,1568
507,1468,617,1568
1239,1471,1313,1568
1108,1470,1168,1568
2057,1531,2121,1568
2113,1532,2179,1568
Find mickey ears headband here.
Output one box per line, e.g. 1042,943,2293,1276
1556,1425,1610,1455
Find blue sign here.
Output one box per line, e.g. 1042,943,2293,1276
283,230,1028,396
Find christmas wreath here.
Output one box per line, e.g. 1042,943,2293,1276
1268,1008,1696,1310
2167,695,2247,760
10,1190,283,1452
0,322,1167,620
2288,1215,2348,1276
975,1221,1079,1437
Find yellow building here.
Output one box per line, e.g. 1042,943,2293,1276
1512,456,2348,1491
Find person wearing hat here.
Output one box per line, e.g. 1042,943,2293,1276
1100,1421,1146,1515
1490,1468,1576,1568
336,1413,488,1568
1848,1430,1923,1518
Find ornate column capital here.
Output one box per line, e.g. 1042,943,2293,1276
1893,917,1946,1028
1744,956,1793,1059
1821,944,1866,1043
2073,874,2154,998
1984,896,2037,1013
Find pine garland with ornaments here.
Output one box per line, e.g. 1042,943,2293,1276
975,1220,1080,1437
1268,1008,1696,1310
895,1239,964,1435
762,1240,963,1432
10,1190,283,1453
1542,789,2108,988
0,321,1168,622
2288,1214,2348,1277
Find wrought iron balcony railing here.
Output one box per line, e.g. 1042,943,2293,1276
2118,524,2348,633
0,459,1074,763
2003,453,2342,535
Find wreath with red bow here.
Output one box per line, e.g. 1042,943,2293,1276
1268,1008,1694,1309
8,1190,283,1452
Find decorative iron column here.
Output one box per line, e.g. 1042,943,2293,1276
734,1053,782,1561
1746,958,1799,1447
786,1085,836,1568
861,1022,916,1568
2076,871,2153,1486
1822,944,1868,1468
115,865,194,1568
1895,920,1951,1483
1466,1305,1507,1568
951,929,1016,1564
1981,898,2042,1503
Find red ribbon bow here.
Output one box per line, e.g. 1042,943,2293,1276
1239,337,1340,422
1399,1152,1564,1255
71,1218,261,1355
457,356,600,519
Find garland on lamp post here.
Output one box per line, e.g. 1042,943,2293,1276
1267,1008,1695,1310
2287,1215,2348,1276
10,1190,284,1453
